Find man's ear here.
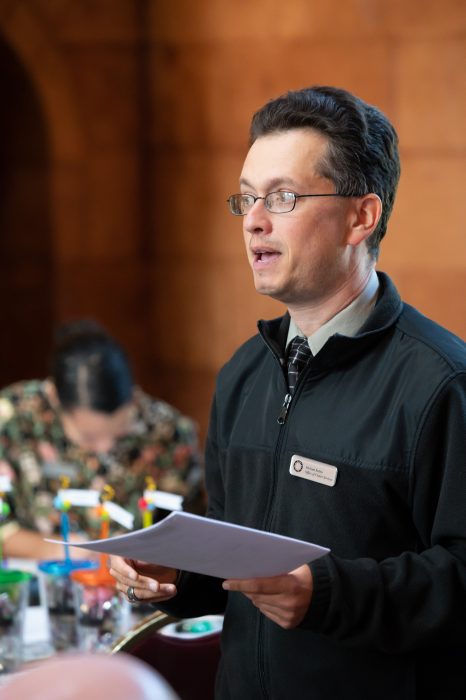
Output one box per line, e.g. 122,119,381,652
346,194,382,246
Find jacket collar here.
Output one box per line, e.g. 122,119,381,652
257,272,403,371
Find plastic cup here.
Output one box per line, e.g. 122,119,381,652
71,565,129,652
38,559,96,651
0,569,32,674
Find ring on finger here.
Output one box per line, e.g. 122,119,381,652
126,585,140,603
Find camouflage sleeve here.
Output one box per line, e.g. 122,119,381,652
0,389,24,532
134,389,206,514
0,384,83,537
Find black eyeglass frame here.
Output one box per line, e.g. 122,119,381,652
226,190,352,216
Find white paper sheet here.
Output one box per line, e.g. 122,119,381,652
45,511,329,579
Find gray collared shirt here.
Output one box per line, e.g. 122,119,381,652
286,269,380,355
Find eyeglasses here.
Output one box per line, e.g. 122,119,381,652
227,190,349,216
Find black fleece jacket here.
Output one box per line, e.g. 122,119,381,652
159,273,466,699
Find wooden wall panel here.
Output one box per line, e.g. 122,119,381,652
382,157,466,270
396,40,466,149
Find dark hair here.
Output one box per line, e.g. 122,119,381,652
249,86,400,258
50,319,133,413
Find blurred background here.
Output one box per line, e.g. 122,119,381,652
0,0,465,443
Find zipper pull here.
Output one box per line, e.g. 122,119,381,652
277,393,292,424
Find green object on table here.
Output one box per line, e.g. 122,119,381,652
0,568,33,673
178,619,214,634
0,569,32,605
0,569,32,583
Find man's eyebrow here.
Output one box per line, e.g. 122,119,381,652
239,176,299,190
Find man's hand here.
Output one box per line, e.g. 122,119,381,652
109,555,179,603
222,564,313,629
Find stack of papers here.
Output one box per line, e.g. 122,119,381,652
47,512,329,579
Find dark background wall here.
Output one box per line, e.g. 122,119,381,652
0,0,465,443
0,37,53,380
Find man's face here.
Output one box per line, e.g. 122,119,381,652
240,128,361,307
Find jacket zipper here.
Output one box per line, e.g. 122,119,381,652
257,331,311,696
278,358,312,423
277,392,292,424
256,335,286,698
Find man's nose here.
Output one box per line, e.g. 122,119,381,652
243,199,272,235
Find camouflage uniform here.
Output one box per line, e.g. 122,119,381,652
0,379,203,539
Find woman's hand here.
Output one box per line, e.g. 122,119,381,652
109,555,179,603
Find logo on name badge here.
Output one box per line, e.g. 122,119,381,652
290,454,338,487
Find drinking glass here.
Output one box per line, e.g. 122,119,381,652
71,565,129,652
38,559,96,651
0,568,32,674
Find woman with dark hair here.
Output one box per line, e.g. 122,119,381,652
0,320,202,560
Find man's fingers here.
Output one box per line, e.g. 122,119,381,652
116,580,177,602
110,569,161,593
223,575,287,594
245,592,285,608
109,556,138,580
108,566,138,588
223,566,313,630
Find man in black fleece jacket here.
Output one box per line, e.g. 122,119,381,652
109,86,466,699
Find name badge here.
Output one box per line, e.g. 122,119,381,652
289,454,338,487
